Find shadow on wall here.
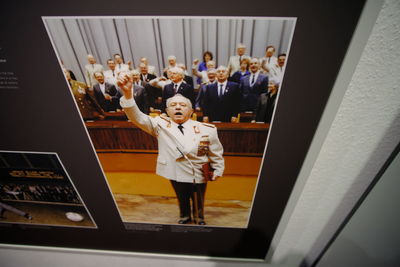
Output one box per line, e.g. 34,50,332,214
311,237,400,267
304,114,400,267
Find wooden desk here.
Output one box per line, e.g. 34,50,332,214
85,120,269,155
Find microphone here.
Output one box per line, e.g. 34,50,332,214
176,146,196,177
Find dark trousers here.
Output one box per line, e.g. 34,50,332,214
170,180,207,219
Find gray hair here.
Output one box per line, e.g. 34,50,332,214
166,94,193,110
207,68,217,74
169,66,185,77
216,65,228,72
130,69,140,76
168,55,177,61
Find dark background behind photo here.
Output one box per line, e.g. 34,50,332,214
0,0,366,261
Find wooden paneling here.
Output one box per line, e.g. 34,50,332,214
86,121,269,155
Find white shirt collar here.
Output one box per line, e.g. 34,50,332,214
173,81,183,88
217,80,228,87
251,70,260,77
99,82,106,93
171,118,192,128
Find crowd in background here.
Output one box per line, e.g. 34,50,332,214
63,43,286,124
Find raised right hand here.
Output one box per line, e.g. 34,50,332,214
117,72,133,99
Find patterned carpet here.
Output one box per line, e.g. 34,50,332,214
114,193,251,228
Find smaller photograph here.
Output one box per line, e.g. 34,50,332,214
0,151,96,228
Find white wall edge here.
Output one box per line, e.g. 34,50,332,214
267,0,385,264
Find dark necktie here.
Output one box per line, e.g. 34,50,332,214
219,84,224,98
239,56,242,64
251,75,255,86
174,83,178,94
178,124,184,135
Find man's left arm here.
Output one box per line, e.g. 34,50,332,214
208,127,224,180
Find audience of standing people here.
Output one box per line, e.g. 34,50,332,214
62,43,286,123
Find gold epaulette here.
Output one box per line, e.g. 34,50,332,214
160,113,171,122
201,122,215,128
160,114,172,127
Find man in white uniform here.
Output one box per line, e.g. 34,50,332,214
84,54,104,87
103,59,118,86
117,72,224,225
270,53,286,87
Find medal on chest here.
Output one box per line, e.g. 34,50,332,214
197,135,210,156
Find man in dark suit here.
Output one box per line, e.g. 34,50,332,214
92,72,119,112
139,62,160,110
195,68,217,111
177,63,194,88
139,63,157,83
162,67,194,111
254,81,278,123
239,58,269,112
203,66,241,122
115,70,149,114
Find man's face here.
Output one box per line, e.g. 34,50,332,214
266,47,275,57
249,59,260,73
216,69,228,82
94,73,104,84
170,70,183,83
140,64,148,74
169,58,176,66
278,56,286,67
115,55,122,64
166,96,193,124
132,73,140,82
107,61,116,70
88,56,96,64
208,72,216,82
237,47,246,56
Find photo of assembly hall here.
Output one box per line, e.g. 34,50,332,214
43,16,295,227
0,151,96,228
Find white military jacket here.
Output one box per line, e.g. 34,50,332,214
120,97,224,184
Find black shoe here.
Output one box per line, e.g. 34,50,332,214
24,214,32,220
198,219,206,225
178,217,191,224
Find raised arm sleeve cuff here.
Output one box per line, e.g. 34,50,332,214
119,96,135,108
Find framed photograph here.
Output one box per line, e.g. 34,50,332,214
42,16,296,229
0,151,96,228
0,0,366,261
